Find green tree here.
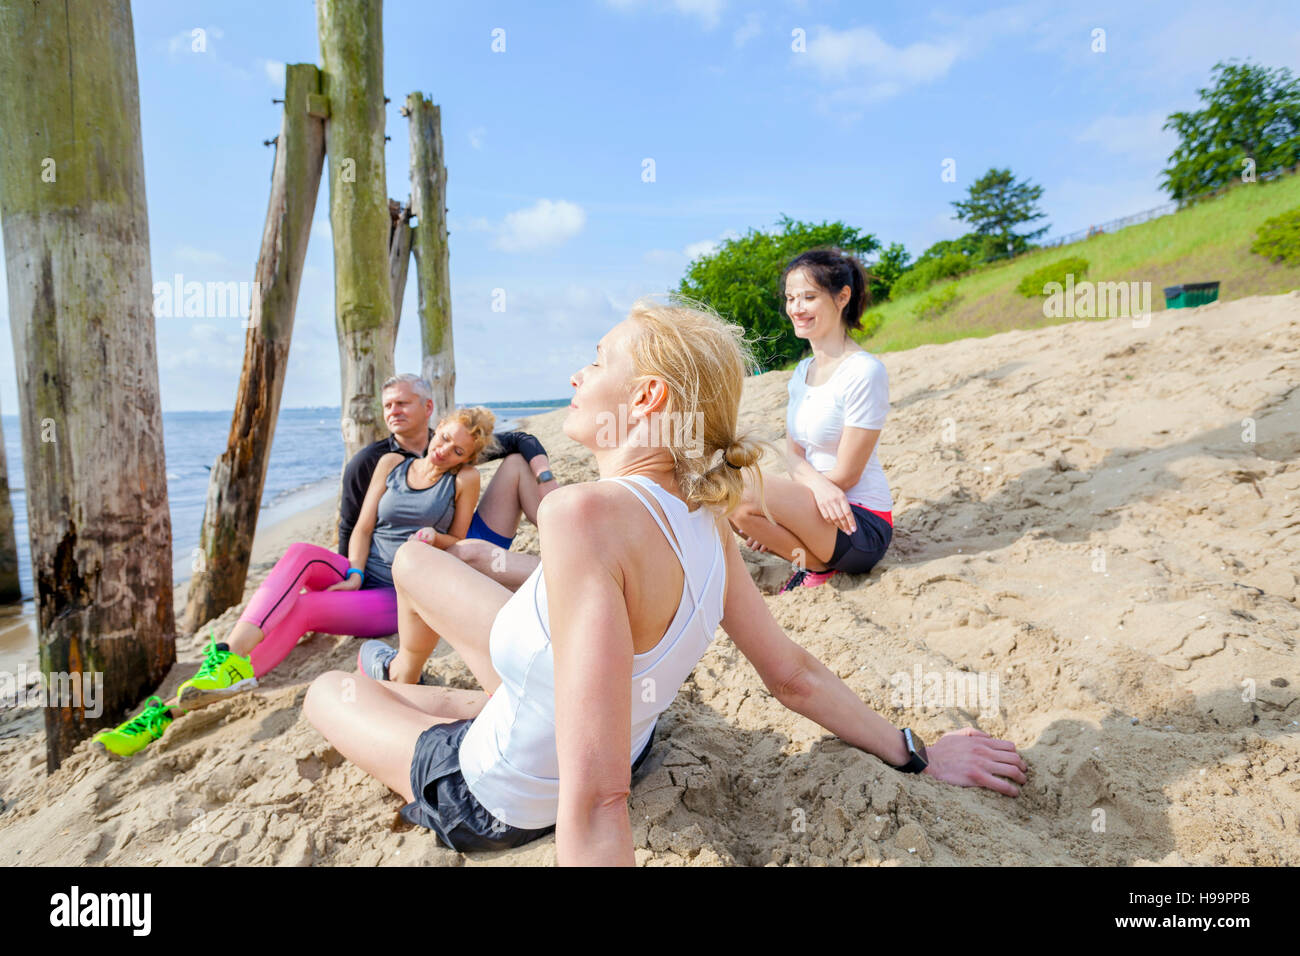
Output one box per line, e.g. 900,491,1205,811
1161,60,1300,201
677,214,879,369
951,167,1048,260
869,242,911,302
915,232,999,265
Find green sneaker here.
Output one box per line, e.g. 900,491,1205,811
93,696,174,758
176,635,258,709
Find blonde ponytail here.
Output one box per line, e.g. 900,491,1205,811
624,295,774,515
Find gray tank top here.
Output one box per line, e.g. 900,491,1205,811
364,458,458,589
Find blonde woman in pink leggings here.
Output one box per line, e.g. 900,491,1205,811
92,407,499,759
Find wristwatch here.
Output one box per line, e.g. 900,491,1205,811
893,728,929,774
536,469,554,484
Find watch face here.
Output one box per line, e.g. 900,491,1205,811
905,728,927,761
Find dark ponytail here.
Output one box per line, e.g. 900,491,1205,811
781,247,873,333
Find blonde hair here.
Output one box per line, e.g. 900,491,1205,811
624,294,768,515
438,405,497,466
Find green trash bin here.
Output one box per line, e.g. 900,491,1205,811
1163,281,1220,309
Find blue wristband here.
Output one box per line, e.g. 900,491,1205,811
346,568,364,583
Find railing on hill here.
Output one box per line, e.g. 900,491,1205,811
1024,161,1300,257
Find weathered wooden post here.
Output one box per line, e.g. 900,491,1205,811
389,198,413,333
405,93,456,421
317,0,397,460
0,407,20,603
0,0,175,768
180,64,327,635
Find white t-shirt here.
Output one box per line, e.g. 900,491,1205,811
786,350,893,512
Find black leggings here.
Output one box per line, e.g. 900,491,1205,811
827,505,893,574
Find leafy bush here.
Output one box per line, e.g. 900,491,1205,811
857,307,885,339
1015,256,1090,297
891,252,974,298
1251,206,1300,265
911,283,960,321
678,214,880,369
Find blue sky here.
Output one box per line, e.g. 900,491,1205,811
1,0,1297,411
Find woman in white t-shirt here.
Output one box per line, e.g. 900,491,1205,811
731,247,894,591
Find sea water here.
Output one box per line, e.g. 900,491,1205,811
0,401,566,670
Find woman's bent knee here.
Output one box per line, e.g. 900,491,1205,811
392,538,441,586
447,537,492,570
280,541,316,565
304,670,351,728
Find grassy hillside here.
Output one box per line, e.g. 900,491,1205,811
857,172,1300,354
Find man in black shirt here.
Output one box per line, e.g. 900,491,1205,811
338,375,557,587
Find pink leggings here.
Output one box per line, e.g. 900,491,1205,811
238,542,398,677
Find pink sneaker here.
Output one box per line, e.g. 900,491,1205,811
800,570,837,588
778,568,837,593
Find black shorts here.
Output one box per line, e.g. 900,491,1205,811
827,505,893,575
401,718,658,852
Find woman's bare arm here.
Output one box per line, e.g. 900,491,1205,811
719,530,1027,794
417,466,480,548
541,485,638,866
348,453,403,572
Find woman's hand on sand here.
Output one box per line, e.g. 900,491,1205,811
811,477,857,535
922,728,1027,796
410,527,437,545
325,574,363,592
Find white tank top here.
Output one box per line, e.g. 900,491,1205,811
456,474,728,830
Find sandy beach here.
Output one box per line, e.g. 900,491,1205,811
0,292,1297,866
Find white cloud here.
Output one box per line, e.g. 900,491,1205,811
174,245,230,268
642,229,741,267
603,0,726,30
468,126,486,149
733,13,762,48
261,58,286,88
682,239,721,260
167,26,225,57
158,345,241,374
161,26,253,84
674,0,725,30
684,229,740,261
493,199,586,253
1075,112,1177,163
800,25,962,89
189,323,230,346
311,219,332,242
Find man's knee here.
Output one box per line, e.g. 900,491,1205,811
500,452,529,477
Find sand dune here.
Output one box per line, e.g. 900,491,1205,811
1,292,1297,866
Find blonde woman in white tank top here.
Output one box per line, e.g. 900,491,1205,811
304,297,1027,865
